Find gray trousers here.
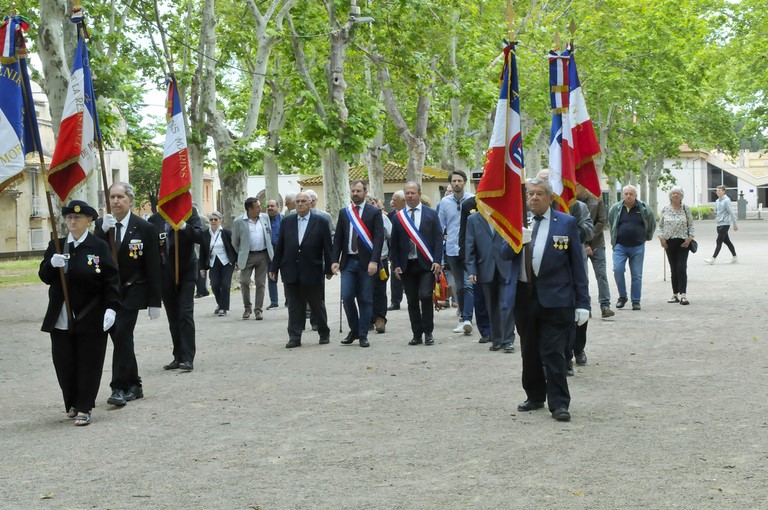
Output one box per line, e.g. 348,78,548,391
240,250,269,312
587,246,611,308
482,277,515,347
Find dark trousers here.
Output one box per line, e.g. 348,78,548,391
268,277,279,306
473,282,491,338
372,259,389,322
666,238,689,294
196,259,208,296
514,282,571,411
161,277,196,364
713,225,736,258
389,259,403,306
573,322,587,356
481,279,513,346
341,257,375,338
446,255,474,322
209,258,234,311
109,307,141,391
285,283,330,342
51,328,108,413
401,260,435,337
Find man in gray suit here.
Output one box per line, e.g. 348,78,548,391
466,211,521,353
231,197,274,320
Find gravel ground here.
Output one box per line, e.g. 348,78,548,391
0,219,766,510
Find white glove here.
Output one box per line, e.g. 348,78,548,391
103,308,116,331
102,213,117,232
179,220,186,230
575,308,590,326
148,307,161,320
51,253,67,268
522,227,533,245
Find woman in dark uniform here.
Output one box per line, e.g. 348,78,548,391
39,200,120,426
200,211,237,316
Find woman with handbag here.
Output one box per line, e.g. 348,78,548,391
658,187,695,305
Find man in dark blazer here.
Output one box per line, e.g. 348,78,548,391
506,178,590,422
390,181,443,346
149,204,204,371
331,180,384,348
269,191,334,348
465,211,520,353
95,183,162,407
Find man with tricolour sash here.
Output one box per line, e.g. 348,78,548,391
331,180,385,348
390,181,444,346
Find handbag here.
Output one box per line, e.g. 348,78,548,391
433,272,452,311
684,205,697,253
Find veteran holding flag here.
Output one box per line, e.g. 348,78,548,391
96,183,162,407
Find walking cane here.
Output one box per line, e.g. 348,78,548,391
339,279,343,333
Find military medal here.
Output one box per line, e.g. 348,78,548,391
93,255,101,273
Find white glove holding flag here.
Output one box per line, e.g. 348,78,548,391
102,213,117,233
148,307,161,320
179,220,186,230
575,308,590,326
103,309,116,331
522,227,533,245
51,254,67,268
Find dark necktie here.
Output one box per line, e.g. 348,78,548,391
351,206,360,252
526,215,543,283
115,222,122,245
408,208,417,259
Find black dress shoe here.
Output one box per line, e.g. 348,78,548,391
179,361,194,371
163,360,180,370
408,337,423,346
341,332,358,345
574,351,587,366
387,304,400,311
107,389,126,407
319,337,330,345
517,400,545,412
478,336,491,344
489,344,502,351
566,359,575,377
552,408,571,421
424,333,434,346
123,385,144,401
359,337,370,348
285,340,301,348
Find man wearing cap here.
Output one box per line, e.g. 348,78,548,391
149,205,204,371
96,182,162,406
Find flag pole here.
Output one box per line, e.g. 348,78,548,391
13,10,75,324
72,4,119,269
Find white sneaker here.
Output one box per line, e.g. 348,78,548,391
452,322,465,333
704,257,715,265
462,320,473,335
731,256,738,264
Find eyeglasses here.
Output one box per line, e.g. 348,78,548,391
209,218,220,221
65,214,87,220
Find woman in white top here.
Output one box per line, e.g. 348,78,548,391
200,212,237,316
658,187,695,305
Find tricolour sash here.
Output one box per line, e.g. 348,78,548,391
346,203,373,251
396,208,434,264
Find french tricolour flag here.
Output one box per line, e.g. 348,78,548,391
157,76,192,229
475,42,524,254
549,47,601,212
47,32,99,202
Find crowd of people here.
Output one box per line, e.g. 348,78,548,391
39,176,740,426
